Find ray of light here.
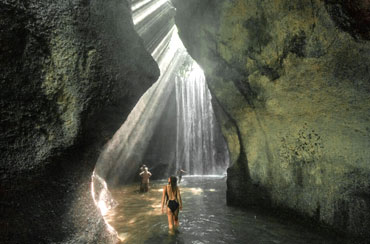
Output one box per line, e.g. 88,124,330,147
94,28,188,185
133,0,169,25
131,0,152,12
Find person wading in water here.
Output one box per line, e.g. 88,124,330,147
161,176,182,231
139,167,152,192
176,169,186,183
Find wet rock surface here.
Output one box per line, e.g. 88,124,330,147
173,0,370,240
0,0,159,243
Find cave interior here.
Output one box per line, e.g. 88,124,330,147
1,0,370,243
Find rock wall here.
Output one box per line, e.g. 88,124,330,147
0,0,159,243
172,0,370,239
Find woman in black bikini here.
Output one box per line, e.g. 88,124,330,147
161,176,183,230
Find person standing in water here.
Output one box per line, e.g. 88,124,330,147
139,167,152,192
161,176,182,231
176,169,186,183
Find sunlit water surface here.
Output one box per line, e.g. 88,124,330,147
104,176,337,244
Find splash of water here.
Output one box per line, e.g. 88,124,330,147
91,171,118,234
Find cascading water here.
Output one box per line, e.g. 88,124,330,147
93,0,229,188
175,62,229,175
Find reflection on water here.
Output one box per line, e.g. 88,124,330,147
104,176,337,244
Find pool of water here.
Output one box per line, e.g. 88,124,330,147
104,176,339,244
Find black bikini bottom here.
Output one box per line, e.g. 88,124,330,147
167,200,179,214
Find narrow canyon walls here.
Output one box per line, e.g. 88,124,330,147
173,0,370,239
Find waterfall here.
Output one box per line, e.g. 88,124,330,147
175,62,228,175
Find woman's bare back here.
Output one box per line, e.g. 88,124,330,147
165,185,178,200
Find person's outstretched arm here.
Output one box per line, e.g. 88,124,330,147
161,186,166,213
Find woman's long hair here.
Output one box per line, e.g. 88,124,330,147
169,176,177,194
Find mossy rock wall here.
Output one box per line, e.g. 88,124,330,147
0,0,159,242
173,0,370,239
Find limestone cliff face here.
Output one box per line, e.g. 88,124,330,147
173,0,370,238
0,0,159,242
